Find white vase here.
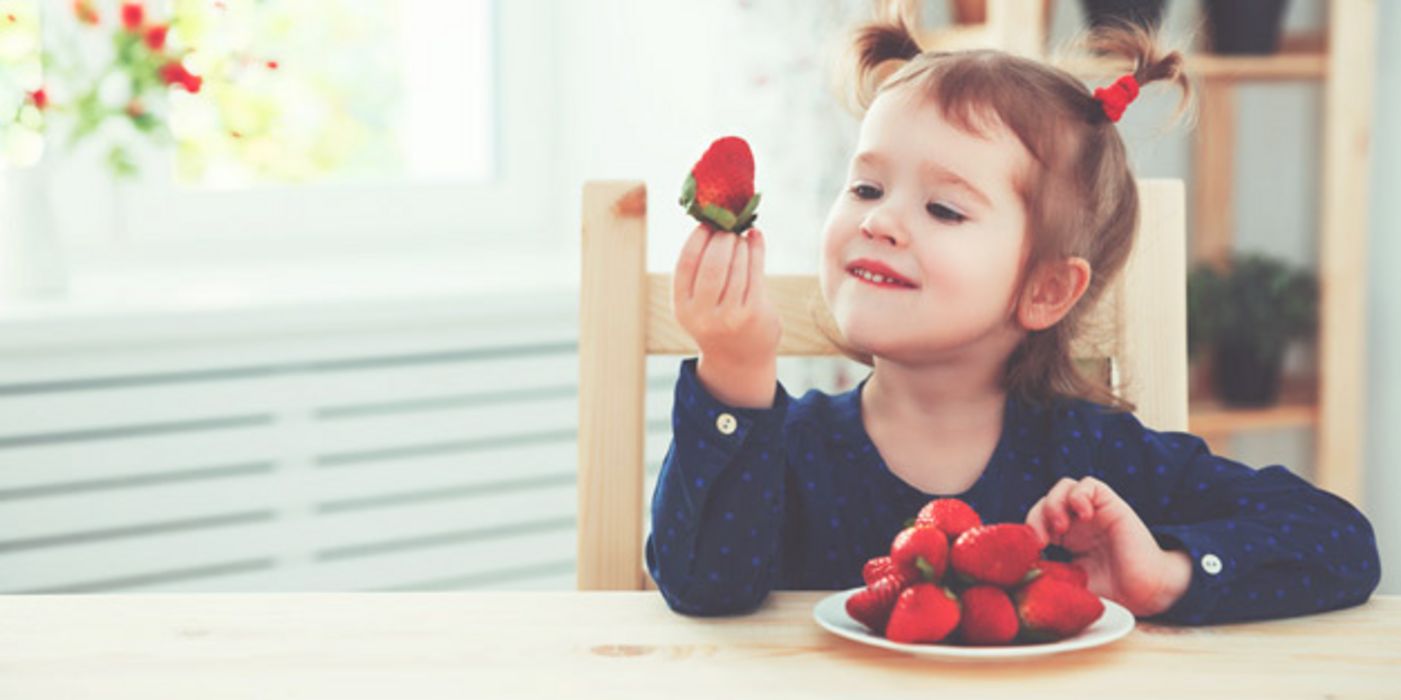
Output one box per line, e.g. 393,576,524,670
0,154,69,300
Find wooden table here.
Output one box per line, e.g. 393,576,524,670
2,591,1398,698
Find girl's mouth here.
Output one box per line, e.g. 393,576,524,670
848,264,918,290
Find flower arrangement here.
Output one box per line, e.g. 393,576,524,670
1,0,221,175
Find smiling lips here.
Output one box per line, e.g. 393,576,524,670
847,259,918,289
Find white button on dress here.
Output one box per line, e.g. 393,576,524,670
716,412,738,435
1201,553,1223,575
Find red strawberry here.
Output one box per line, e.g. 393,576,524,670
958,585,1020,646
890,525,949,582
679,136,761,233
1015,575,1105,642
950,523,1042,587
1025,559,1089,588
845,574,907,634
862,555,918,587
885,583,961,644
914,498,983,540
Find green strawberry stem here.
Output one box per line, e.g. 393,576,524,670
679,174,696,207
915,556,937,582
701,203,738,231
733,192,761,232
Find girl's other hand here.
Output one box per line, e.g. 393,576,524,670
1025,476,1193,618
673,224,782,408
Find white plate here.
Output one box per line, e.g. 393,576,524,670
812,586,1134,661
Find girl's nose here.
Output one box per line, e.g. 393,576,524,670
860,210,907,247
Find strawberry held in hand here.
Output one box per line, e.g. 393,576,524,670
679,136,762,233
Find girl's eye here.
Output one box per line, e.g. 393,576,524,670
849,184,881,200
927,202,967,224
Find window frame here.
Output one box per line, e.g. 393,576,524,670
84,0,554,265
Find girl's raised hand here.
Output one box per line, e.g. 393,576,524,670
672,225,781,408
1025,476,1193,618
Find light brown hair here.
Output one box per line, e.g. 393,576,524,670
819,12,1192,413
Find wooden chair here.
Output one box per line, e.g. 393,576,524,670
577,178,1187,591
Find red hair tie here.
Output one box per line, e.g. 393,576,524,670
1093,74,1140,123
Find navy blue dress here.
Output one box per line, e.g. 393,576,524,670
645,358,1381,624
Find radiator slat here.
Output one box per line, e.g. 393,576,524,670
0,521,279,592
0,426,280,490
310,441,575,501
0,378,284,439
310,396,579,457
0,476,280,541
309,483,576,553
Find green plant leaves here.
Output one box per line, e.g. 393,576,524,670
1186,253,1319,361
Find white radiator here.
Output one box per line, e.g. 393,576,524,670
0,296,681,594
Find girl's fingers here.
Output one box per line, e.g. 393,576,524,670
1068,483,1095,521
739,231,762,305
1025,498,1052,546
744,229,766,305
1043,478,1078,535
693,231,737,306
674,225,711,305
718,233,750,310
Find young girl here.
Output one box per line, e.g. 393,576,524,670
645,17,1381,625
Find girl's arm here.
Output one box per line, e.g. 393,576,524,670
1101,410,1381,625
645,357,791,616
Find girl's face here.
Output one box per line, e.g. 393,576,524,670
819,86,1033,364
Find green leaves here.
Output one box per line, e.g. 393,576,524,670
1186,253,1319,361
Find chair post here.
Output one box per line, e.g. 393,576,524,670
1117,179,1189,432
578,180,649,590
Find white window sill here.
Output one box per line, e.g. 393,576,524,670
0,253,583,354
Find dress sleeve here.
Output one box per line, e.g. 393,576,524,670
1096,409,1381,625
645,357,792,616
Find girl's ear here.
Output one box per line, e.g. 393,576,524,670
1016,257,1092,331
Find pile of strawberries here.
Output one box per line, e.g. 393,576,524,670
846,498,1104,646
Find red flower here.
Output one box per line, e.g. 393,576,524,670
121,2,144,30
158,61,203,93
28,89,48,110
266,60,279,70
144,24,168,50
72,0,100,25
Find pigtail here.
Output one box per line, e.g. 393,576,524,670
1082,20,1194,126
834,7,924,116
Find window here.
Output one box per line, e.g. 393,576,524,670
63,0,553,264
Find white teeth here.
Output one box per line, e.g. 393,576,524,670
852,267,907,286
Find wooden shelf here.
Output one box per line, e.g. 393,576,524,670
1188,374,1319,436
1060,52,1326,82
1189,400,1319,435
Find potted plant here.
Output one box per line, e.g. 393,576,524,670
1080,0,1167,32
1203,0,1291,55
1187,253,1318,407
